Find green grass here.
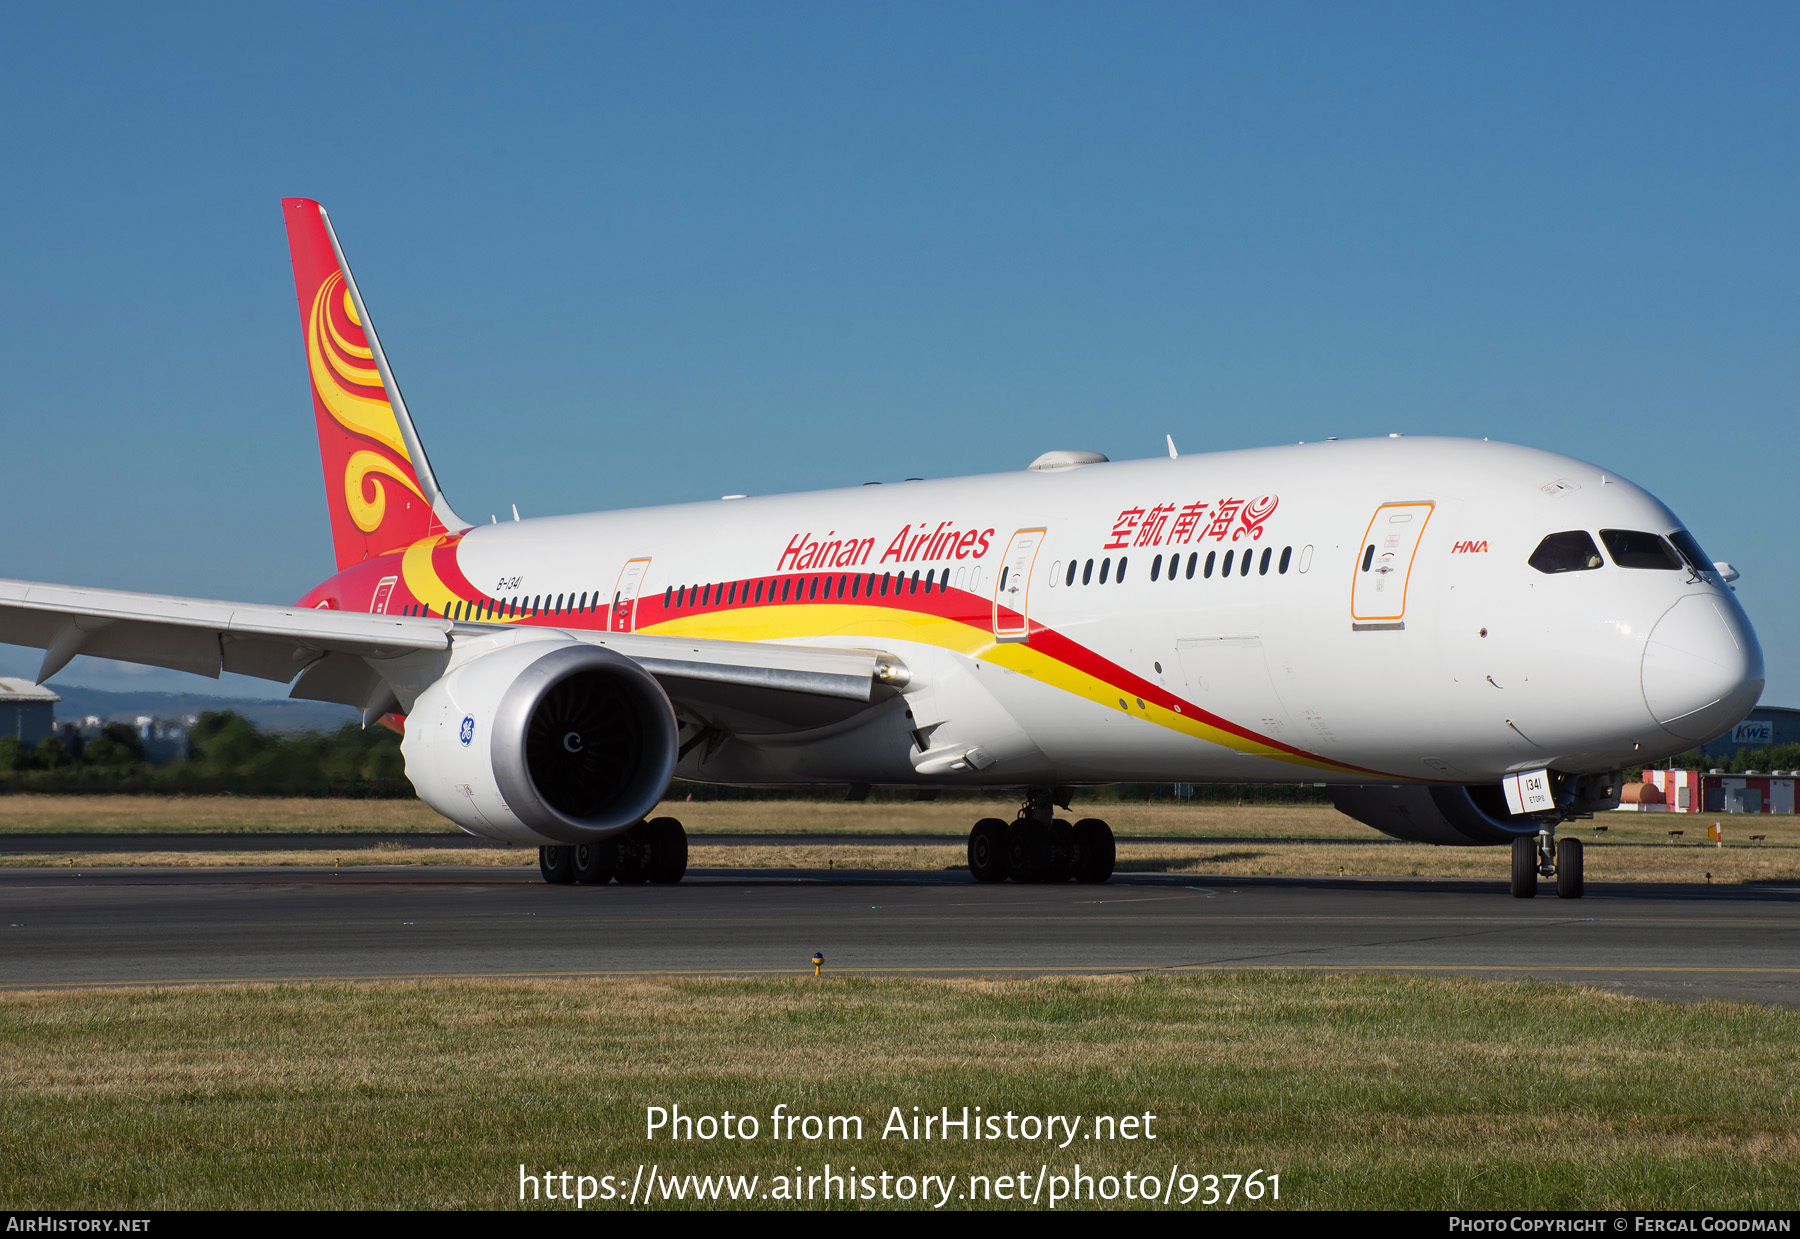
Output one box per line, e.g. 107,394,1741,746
3,974,1795,1210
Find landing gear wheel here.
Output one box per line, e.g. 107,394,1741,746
1005,819,1054,883
968,818,1008,883
614,823,653,884
1047,819,1077,883
1556,837,1584,899
645,816,688,884
1071,818,1115,884
539,845,575,885
572,840,617,885
1510,836,1538,898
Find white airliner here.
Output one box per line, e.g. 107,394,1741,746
0,200,1764,898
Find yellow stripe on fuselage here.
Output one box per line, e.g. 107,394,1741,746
641,604,1352,773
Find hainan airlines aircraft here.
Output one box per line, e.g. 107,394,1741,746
0,200,1764,898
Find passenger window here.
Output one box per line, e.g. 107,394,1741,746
1361,545,1375,572
1600,529,1682,571
1082,558,1093,585
782,579,792,601
1222,550,1234,576
1066,561,1078,586
1279,546,1291,574
910,571,919,594
1151,554,1163,582
1099,558,1111,584
1186,552,1197,580
1259,547,1271,575
1203,551,1215,579
1240,550,1252,576
1529,531,1605,574
1117,556,1127,582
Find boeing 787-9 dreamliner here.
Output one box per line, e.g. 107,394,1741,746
0,200,1764,897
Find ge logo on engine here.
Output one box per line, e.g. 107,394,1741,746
563,731,584,753
459,715,475,747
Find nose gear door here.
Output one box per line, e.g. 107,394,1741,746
1352,502,1434,626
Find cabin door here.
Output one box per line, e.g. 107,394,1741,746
610,557,652,632
1351,503,1434,626
992,528,1046,642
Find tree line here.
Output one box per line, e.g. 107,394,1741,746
0,711,411,797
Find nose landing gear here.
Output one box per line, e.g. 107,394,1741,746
967,789,1114,884
1510,829,1583,899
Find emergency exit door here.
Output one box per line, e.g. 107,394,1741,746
993,528,1046,641
610,558,652,632
1351,503,1433,624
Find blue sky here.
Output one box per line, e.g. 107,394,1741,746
2,3,1795,703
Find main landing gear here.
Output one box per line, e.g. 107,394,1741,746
539,817,688,886
968,789,1114,884
1510,828,1583,899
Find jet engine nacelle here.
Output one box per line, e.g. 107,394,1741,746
1329,783,1537,846
402,638,679,845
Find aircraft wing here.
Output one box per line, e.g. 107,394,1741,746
0,578,901,730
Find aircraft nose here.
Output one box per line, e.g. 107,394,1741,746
1641,594,1764,742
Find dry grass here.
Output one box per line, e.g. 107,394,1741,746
0,794,455,834
1,973,1795,1209
6,793,1795,846
4,797,1796,884
10,839,1799,884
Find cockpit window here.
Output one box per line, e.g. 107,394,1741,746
1600,529,1683,570
1668,529,1712,575
1529,530,1604,574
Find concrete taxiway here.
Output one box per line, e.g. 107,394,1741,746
3,865,1798,1006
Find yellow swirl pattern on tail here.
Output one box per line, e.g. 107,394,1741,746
345,450,427,533
307,272,409,459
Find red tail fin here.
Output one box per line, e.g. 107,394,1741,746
283,198,457,568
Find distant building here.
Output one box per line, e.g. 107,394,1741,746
0,678,59,747
1619,767,1797,814
1698,705,1800,760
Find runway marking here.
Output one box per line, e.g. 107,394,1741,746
9,962,1800,994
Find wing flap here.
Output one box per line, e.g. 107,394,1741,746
0,577,905,732
0,578,450,685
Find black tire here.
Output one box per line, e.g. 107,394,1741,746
572,839,617,885
1048,818,1077,883
1005,819,1054,883
1510,836,1538,898
968,818,1009,883
1556,837,1584,899
646,816,688,885
539,845,575,885
614,823,652,884
1072,818,1115,884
